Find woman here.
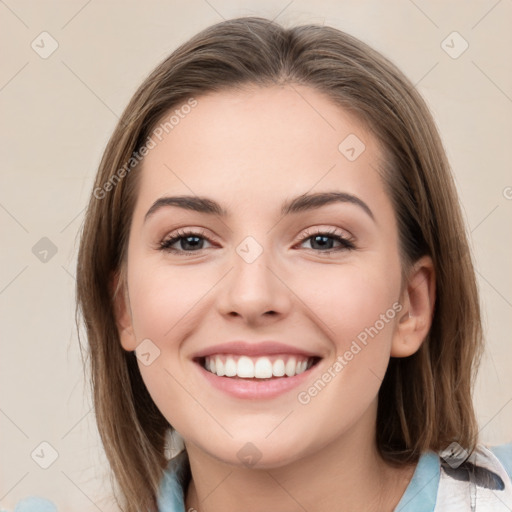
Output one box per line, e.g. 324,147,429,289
71,16,511,512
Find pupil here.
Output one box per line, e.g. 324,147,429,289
311,235,333,250
182,236,202,250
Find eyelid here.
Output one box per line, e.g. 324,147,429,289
161,227,211,243
293,226,356,251
295,226,353,243
159,227,216,251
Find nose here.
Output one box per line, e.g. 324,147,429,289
215,247,293,327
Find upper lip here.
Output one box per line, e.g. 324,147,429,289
191,341,322,359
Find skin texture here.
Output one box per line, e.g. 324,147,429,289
114,85,435,511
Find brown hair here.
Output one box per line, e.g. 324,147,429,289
76,16,483,512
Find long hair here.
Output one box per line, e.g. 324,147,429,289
76,16,483,512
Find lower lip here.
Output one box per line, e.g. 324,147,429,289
196,361,319,399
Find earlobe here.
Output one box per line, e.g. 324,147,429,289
111,269,138,352
391,255,436,358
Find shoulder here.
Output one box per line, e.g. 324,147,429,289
488,442,512,480
157,450,189,512
6,452,189,512
395,443,512,512
435,443,512,511
2,497,57,512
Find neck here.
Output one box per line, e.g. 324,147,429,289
183,403,416,512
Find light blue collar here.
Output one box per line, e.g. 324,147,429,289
394,451,439,511
157,451,188,511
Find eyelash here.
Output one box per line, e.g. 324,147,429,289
158,228,355,255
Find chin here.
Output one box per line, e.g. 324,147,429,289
194,432,310,470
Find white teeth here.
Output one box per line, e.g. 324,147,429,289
224,356,237,377
203,354,316,379
285,357,297,377
254,357,273,378
216,358,225,377
296,360,307,375
237,356,254,378
272,359,285,377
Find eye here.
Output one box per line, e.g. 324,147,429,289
159,229,214,254
159,227,355,255
296,228,355,253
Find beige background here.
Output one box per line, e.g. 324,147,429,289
1,1,511,510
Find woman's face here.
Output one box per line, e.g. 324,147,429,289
116,85,410,468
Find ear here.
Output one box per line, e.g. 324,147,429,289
391,255,436,358
111,268,138,352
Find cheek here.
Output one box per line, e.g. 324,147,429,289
290,266,401,432
126,261,209,430
293,260,401,350
127,259,213,339
291,259,402,411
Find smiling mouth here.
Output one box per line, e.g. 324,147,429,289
195,354,322,380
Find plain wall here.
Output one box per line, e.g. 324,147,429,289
1,1,511,510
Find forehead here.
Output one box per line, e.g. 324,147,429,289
135,85,387,215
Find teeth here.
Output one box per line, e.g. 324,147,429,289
224,356,237,377
272,359,285,377
237,356,255,378
285,357,297,377
254,357,273,378
203,354,315,379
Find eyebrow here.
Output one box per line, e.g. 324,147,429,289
144,191,374,223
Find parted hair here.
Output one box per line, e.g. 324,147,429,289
76,16,483,512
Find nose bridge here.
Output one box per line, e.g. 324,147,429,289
217,234,291,320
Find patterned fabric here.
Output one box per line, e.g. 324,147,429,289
435,444,512,511
395,444,512,511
